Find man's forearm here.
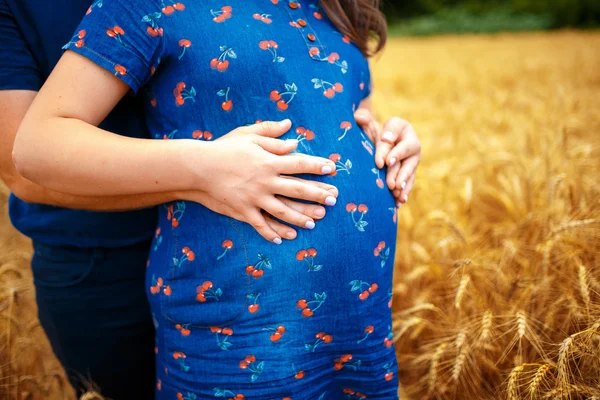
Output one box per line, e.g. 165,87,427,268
7,174,177,211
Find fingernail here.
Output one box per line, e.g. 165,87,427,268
396,202,403,209
325,196,337,206
403,194,408,203
400,181,406,190
286,139,299,146
389,157,397,167
321,165,332,174
382,131,394,142
273,237,282,245
279,119,291,127
305,220,315,229
314,208,325,217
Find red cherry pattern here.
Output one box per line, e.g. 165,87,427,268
210,46,236,72
263,324,286,342
295,247,323,271
215,87,233,111
349,279,378,300
373,240,390,268
311,78,343,98
245,253,272,279
195,280,223,302
346,202,369,231
211,6,232,23
239,354,264,382
338,120,352,140
328,153,352,176
357,325,374,344
333,353,362,371
294,126,315,142
305,331,333,351
270,82,297,111
173,81,196,106
296,291,326,317
259,40,284,63
253,13,272,24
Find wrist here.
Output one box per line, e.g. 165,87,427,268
175,139,214,192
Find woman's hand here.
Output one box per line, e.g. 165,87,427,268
355,110,421,207
181,119,339,243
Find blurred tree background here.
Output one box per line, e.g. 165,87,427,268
382,0,600,35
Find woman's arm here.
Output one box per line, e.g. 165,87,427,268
13,51,338,242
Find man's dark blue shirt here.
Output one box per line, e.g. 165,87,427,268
0,0,157,247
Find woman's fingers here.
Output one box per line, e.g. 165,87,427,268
275,153,337,176
264,213,297,240
254,136,299,156
399,172,416,204
228,119,292,138
261,196,317,230
280,175,338,198
385,160,401,192
395,154,419,194
273,176,337,206
385,125,421,168
277,196,327,220
243,209,282,244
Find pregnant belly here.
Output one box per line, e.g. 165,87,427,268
147,145,398,330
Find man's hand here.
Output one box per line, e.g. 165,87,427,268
355,109,421,207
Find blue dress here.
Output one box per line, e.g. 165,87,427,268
65,0,399,398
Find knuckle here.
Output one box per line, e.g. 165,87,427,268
295,159,307,172
274,207,287,219
293,184,306,197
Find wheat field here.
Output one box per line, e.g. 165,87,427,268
1,30,599,399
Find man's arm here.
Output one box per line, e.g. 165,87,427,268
0,90,177,211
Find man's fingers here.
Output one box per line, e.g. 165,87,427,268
273,177,337,206
244,209,283,244
264,214,297,240
276,153,336,176
277,196,327,220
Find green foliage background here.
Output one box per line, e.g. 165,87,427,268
382,0,600,35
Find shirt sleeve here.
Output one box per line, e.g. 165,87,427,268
0,0,43,91
63,0,165,94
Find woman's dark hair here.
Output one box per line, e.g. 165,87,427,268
319,0,387,56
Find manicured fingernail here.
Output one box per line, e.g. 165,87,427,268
279,119,291,127
403,194,408,203
273,237,282,245
305,220,315,229
396,202,402,209
325,196,337,206
314,208,325,217
382,131,394,142
400,181,406,190
286,139,299,146
389,157,397,167
321,165,332,174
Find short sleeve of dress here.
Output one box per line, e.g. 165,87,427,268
63,0,165,94
361,60,372,100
